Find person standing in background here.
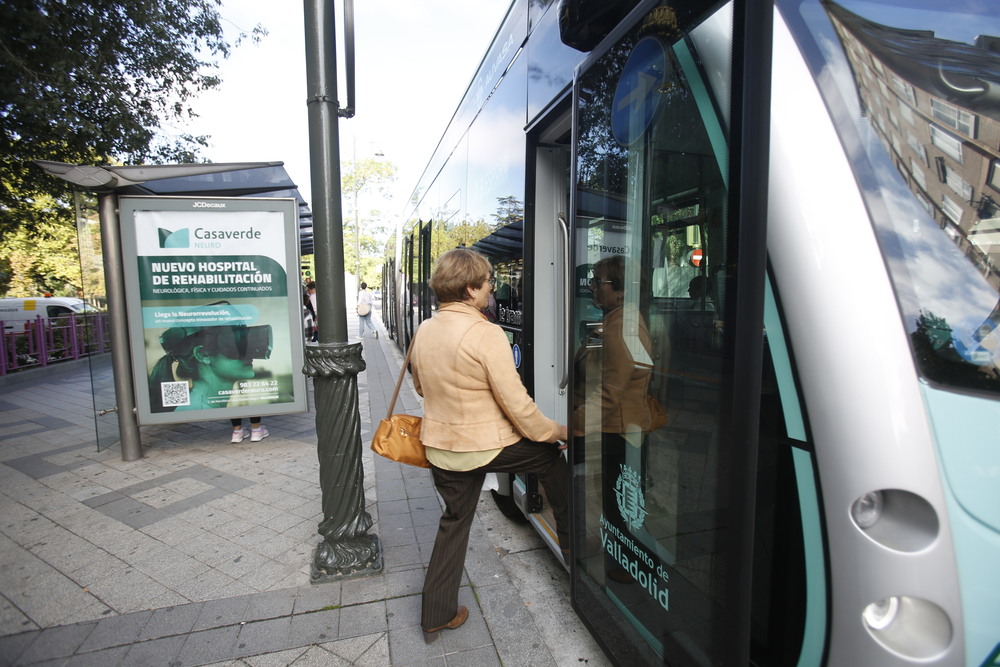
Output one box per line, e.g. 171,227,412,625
357,282,376,339
231,417,268,443
305,282,318,342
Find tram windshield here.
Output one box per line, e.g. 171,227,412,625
781,0,1000,396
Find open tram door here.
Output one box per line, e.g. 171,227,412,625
492,105,576,559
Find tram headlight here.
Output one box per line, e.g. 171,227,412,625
860,596,952,659
851,490,883,529
862,596,899,631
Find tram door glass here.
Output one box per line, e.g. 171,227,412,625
570,2,738,662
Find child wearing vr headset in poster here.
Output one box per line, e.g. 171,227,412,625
148,301,276,442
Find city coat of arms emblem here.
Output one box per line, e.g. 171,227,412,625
614,463,647,532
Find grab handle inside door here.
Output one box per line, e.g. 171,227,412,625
558,212,570,393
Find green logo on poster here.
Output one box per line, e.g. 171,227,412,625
159,228,189,248
615,464,647,532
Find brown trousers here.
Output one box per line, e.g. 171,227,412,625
421,439,569,629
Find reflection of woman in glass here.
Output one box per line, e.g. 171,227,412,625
574,255,664,586
573,255,659,436
148,322,271,412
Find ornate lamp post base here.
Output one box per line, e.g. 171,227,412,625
311,534,382,582
305,341,382,583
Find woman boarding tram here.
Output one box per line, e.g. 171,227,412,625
409,248,570,644
382,0,1000,664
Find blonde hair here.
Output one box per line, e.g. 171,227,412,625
429,248,491,303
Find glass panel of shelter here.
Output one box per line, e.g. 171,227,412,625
75,191,120,451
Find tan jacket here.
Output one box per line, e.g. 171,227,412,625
411,301,560,451
573,304,657,434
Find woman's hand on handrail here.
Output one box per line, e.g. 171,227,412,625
554,424,568,447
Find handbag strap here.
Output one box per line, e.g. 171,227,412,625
386,329,417,419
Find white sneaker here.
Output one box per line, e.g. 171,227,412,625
231,428,249,444
250,426,270,442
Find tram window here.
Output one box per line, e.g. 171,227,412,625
779,0,1000,397
651,222,711,302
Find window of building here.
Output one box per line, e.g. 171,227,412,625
941,193,963,223
988,161,1000,193
890,133,902,157
890,72,916,105
897,99,914,125
906,131,928,165
877,79,891,100
916,191,933,216
871,56,886,78
943,165,973,201
931,98,976,138
910,158,927,190
930,125,964,164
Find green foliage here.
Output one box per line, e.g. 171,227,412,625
491,195,524,228
0,0,264,240
431,218,495,258
342,157,397,285
0,193,83,296
342,209,392,287
576,40,631,194
341,158,397,199
427,196,523,261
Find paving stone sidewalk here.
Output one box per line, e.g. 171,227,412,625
0,309,609,666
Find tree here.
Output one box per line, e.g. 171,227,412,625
0,193,84,296
342,157,397,281
491,195,524,229
0,0,264,240
431,218,491,258
342,208,392,287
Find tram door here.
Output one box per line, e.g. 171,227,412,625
512,109,574,555
568,2,769,665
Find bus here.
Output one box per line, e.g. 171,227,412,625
381,0,1000,664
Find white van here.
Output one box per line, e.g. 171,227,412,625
0,297,99,333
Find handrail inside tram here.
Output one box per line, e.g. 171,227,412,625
557,211,570,393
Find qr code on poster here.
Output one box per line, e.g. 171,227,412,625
160,381,190,408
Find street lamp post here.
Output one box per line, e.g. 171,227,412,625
303,0,380,580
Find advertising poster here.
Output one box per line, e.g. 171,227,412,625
120,197,307,425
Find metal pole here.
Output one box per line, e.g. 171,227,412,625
354,184,361,284
98,193,143,461
302,0,380,580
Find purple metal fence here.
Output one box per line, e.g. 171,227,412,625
0,313,110,376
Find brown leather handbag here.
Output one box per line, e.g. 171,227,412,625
371,334,430,468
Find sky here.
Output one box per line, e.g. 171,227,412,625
180,0,512,219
